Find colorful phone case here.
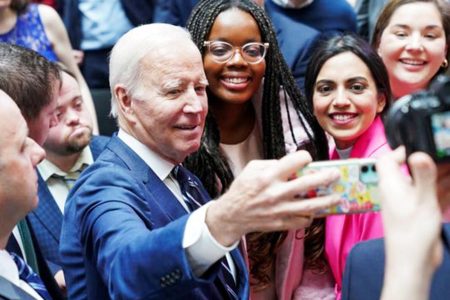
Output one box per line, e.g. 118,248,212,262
297,158,380,215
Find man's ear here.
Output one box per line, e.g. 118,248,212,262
114,84,135,122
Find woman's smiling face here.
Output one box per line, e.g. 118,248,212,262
377,2,447,98
203,8,266,105
313,52,386,149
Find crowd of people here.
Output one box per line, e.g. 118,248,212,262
0,0,449,299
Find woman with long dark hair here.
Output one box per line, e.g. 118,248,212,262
186,0,332,298
305,33,392,298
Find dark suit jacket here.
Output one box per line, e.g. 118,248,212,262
342,224,450,300
264,0,320,90
6,221,65,300
267,0,357,34
60,136,249,300
27,136,109,275
153,0,199,27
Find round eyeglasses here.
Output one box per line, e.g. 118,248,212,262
203,41,269,64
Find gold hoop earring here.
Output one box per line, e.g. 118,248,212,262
442,59,448,68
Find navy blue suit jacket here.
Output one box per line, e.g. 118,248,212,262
342,224,450,300
27,135,109,274
267,0,356,34
60,136,249,300
265,0,320,90
153,0,199,27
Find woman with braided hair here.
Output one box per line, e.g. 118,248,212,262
185,0,332,298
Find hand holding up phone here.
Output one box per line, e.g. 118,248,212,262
207,150,343,245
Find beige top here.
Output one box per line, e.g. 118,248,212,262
220,124,277,299
220,124,263,176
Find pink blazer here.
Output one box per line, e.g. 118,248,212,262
275,229,305,300
249,229,334,300
325,116,391,298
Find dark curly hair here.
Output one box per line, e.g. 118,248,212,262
186,0,329,289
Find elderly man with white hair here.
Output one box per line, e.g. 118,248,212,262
60,23,341,299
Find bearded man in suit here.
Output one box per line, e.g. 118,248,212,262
27,68,109,287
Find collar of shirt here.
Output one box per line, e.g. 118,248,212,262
0,250,43,300
117,129,175,181
0,249,20,285
37,146,94,182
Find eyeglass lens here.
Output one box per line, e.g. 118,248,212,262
208,42,266,63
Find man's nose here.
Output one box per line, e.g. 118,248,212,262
184,89,205,113
66,108,81,125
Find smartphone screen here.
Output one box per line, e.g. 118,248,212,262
297,158,380,216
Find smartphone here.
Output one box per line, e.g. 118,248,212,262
297,158,380,216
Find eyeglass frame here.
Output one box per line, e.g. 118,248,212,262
203,40,270,64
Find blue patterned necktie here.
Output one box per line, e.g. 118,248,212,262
171,165,204,211
172,165,238,299
10,252,51,300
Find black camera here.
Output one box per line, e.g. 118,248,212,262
385,75,450,163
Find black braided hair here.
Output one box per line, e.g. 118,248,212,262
185,0,329,288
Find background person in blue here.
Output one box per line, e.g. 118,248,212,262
60,23,342,299
262,0,356,90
